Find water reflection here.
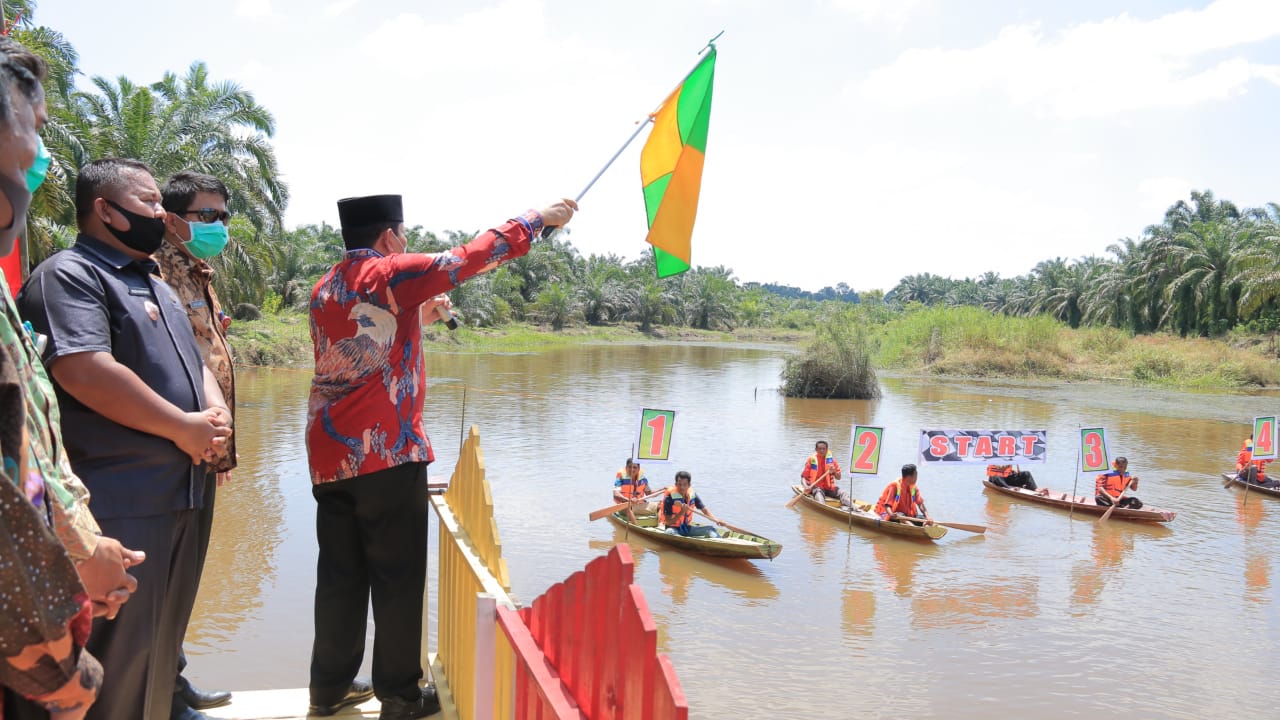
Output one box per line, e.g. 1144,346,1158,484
594,530,781,606
1070,525,1138,610
911,578,1039,629
872,540,939,597
795,507,841,560
841,588,875,638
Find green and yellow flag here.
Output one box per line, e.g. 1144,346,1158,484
640,47,716,278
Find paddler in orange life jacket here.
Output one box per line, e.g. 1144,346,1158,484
801,440,851,508
658,471,722,538
613,459,658,515
1095,456,1143,509
1236,437,1279,488
875,464,933,524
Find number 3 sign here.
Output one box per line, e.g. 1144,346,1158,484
849,425,884,476
1079,427,1110,473
636,408,677,462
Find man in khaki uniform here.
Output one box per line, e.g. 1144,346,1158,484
156,171,237,720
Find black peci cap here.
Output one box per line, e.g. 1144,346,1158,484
337,194,403,244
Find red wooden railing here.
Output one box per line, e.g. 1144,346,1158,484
494,544,688,720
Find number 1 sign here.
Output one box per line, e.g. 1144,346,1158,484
849,425,884,476
1253,416,1277,460
636,408,677,463
1079,427,1110,473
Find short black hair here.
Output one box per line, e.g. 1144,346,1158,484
75,158,155,225
0,38,47,123
625,458,635,468
675,470,692,482
161,170,229,213
902,463,917,478
1114,456,1128,464
815,440,829,449
343,222,399,251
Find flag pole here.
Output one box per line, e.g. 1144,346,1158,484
544,32,723,236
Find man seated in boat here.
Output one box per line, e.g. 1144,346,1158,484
614,459,658,516
1095,457,1144,509
658,471,722,538
1235,438,1279,488
985,464,1037,491
875,464,934,525
800,440,852,507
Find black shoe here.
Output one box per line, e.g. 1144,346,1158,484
178,679,232,711
310,679,376,717
378,686,440,720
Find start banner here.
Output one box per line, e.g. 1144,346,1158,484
918,429,1047,465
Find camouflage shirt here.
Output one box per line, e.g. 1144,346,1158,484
155,241,237,473
0,273,100,561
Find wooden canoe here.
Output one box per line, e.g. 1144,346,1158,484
982,480,1176,522
1221,472,1280,499
788,485,947,540
607,512,783,560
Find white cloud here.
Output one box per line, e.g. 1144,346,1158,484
235,0,275,20
1138,176,1194,215
860,0,1280,118
323,0,361,18
827,0,926,29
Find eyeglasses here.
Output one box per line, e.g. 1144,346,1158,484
183,208,232,224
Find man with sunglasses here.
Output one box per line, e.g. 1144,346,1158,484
17,156,233,720
155,171,237,720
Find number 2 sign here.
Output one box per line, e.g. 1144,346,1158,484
636,408,677,462
1253,416,1277,460
849,425,885,476
1079,427,1110,473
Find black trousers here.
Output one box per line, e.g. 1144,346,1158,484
174,472,218,711
310,462,428,705
3,510,200,720
1095,494,1143,509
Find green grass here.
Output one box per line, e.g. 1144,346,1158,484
870,305,1280,388
227,307,1280,390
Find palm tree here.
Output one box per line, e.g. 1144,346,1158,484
627,277,677,333
576,254,627,325
683,267,738,330
1152,218,1254,335
530,282,578,330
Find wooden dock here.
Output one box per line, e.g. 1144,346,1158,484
203,660,455,720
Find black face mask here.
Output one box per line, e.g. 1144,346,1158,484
0,170,31,257
104,198,166,255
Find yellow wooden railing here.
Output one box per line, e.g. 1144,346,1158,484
429,426,518,720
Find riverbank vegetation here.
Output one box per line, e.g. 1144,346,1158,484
13,5,1280,390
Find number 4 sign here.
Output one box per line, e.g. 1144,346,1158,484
1079,427,1110,473
849,425,884,476
636,408,677,463
1253,416,1277,460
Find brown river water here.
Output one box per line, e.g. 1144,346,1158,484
184,343,1280,719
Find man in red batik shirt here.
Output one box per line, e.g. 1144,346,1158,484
305,193,575,720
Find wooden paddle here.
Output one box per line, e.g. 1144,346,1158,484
588,488,664,521
784,468,832,509
691,507,756,536
1098,476,1133,522
892,514,986,534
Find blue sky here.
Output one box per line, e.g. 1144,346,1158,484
33,0,1280,291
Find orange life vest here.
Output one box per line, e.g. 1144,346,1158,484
803,452,839,492
659,486,696,529
1095,470,1131,500
876,479,923,519
1236,443,1270,479
986,464,1015,479
615,467,649,500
